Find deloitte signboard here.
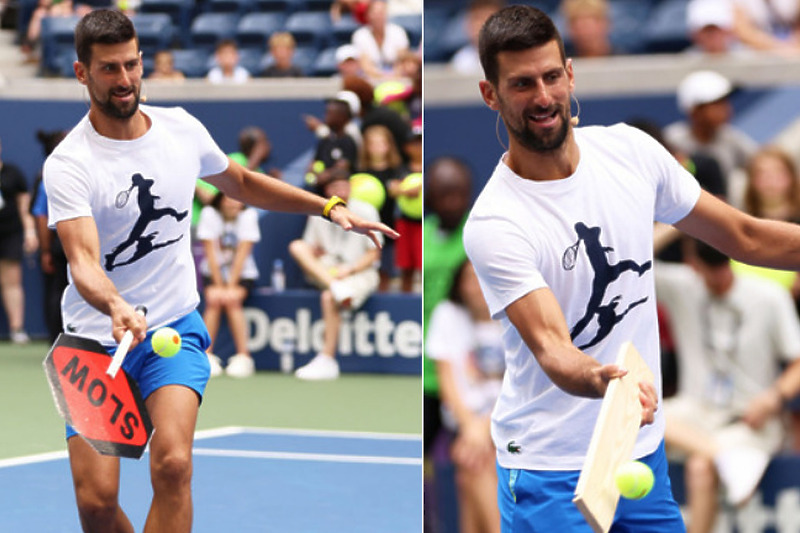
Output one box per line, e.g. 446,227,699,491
212,290,421,375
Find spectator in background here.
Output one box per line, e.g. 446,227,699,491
450,0,505,75
30,129,68,344
664,70,759,207
197,192,261,378
335,44,365,79
685,0,741,55
0,138,37,344
289,171,382,380
262,32,305,78
655,239,800,533
422,156,474,533
207,39,250,84
21,0,86,63
561,0,616,57
342,75,412,162
358,123,406,291
330,0,369,24
395,120,422,293
428,259,503,533
733,0,800,55
303,92,361,193
148,49,185,81
351,0,410,80
228,125,282,178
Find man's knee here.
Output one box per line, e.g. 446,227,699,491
151,450,193,490
288,239,308,259
74,478,121,526
686,454,718,491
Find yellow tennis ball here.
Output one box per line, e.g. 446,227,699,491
397,173,422,219
615,461,654,500
152,327,181,358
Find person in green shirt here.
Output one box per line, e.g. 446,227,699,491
423,156,474,451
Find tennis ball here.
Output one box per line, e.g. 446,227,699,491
312,160,325,174
152,327,181,358
396,173,422,220
349,172,386,210
615,461,654,500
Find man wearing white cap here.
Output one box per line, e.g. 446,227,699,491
335,44,364,79
685,0,741,55
664,70,758,207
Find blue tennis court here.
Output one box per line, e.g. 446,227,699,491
0,427,422,532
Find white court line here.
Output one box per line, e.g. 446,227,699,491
203,426,422,441
193,447,422,466
0,427,420,469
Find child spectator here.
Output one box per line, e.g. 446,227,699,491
148,49,185,81
207,39,250,84
197,191,261,378
262,32,305,78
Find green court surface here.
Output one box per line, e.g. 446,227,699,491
0,341,422,460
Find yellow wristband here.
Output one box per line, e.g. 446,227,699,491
322,195,347,220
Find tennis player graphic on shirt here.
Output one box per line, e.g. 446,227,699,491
105,172,188,271
567,222,651,350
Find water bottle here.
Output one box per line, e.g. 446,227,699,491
271,258,286,292
279,337,295,374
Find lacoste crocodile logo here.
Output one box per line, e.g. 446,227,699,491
507,440,521,454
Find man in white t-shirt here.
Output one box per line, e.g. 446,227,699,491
43,10,396,533
289,170,382,380
656,239,800,533
464,5,800,532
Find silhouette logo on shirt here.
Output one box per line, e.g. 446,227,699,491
564,222,651,350
105,173,188,271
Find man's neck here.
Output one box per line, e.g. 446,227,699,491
89,108,149,141
505,135,580,182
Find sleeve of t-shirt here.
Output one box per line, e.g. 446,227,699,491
237,208,261,243
464,215,546,319
626,125,701,225
44,154,94,228
195,205,222,241
426,302,472,362
179,108,230,179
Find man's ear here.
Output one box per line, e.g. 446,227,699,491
479,80,499,111
74,61,87,85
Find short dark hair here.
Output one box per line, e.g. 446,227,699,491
693,239,730,267
75,9,138,66
478,5,566,84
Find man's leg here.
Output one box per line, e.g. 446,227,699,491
321,289,342,358
288,240,334,288
68,435,134,533
685,454,719,533
0,259,25,332
143,385,200,533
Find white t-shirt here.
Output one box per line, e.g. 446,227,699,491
44,105,230,344
196,205,261,281
464,123,702,470
426,300,504,430
655,262,800,412
206,65,251,84
301,197,382,265
351,23,410,71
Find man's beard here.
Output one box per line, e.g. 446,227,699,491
89,81,140,120
503,105,570,153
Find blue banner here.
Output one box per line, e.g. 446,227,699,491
211,289,422,375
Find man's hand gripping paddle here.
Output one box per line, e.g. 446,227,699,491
43,306,153,458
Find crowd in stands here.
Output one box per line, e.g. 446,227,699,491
9,0,421,79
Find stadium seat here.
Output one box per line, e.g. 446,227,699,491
131,13,177,56
235,12,287,49
421,6,450,62
170,48,212,78
284,11,331,48
139,0,195,47
331,14,360,46
236,46,265,75
190,12,240,51
39,15,81,76
310,46,338,77
207,0,255,16
643,0,691,53
55,49,77,79
253,0,292,13
391,14,421,49
426,10,467,63
302,0,332,12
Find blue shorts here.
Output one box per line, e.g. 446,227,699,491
497,441,685,532
66,310,211,439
